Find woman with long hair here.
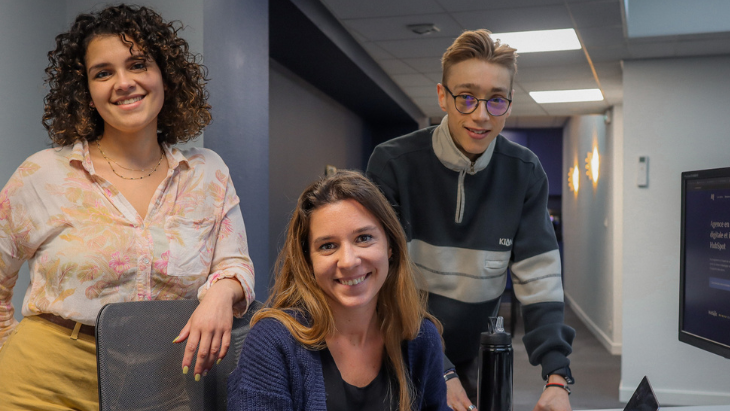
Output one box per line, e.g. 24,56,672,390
228,170,447,410
0,5,254,409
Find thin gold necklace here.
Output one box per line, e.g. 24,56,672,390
96,139,164,181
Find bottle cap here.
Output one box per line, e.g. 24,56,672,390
480,330,512,345
480,316,512,345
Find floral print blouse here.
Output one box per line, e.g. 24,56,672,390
0,141,255,347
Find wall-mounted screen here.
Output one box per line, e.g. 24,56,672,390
679,167,730,359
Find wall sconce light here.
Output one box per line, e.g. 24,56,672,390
585,146,599,184
568,163,580,193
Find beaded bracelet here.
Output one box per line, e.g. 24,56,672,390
544,382,571,395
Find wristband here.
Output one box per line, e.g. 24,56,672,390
544,382,571,395
443,370,459,382
545,368,574,384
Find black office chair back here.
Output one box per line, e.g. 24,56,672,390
96,299,263,411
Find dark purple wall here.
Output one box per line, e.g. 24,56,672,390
502,128,563,196
204,0,269,300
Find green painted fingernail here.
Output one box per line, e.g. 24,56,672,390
216,359,222,365
195,373,201,382
182,366,188,375
203,370,209,377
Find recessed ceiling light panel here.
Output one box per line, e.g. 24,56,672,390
529,89,603,104
491,28,581,53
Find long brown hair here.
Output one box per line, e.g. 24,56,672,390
253,170,440,410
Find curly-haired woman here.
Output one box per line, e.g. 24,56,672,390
227,171,448,411
0,5,254,409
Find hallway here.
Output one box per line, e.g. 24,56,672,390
499,301,624,410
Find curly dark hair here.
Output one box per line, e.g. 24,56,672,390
43,4,211,146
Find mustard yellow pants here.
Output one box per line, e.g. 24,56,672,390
0,315,97,411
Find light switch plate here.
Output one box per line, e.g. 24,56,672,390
637,156,649,187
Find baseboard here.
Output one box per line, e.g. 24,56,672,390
564,292,622,355
619,380,730,405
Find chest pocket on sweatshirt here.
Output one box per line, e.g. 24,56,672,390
165,216,216,277
484,256,509,276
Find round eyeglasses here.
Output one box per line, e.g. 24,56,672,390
443,85,512,116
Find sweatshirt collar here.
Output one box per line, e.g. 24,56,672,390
432,115,497,224
432,114,496,175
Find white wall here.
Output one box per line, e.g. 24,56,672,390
268,60,365,270
562,112,623,355
621,56,730,405
1,0,204,321
0,0,65,187
1,0,68,322
610,105,624,348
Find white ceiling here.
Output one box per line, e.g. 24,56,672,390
318,0,730,128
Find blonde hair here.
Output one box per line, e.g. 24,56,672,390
253,170,441,411
441,29,517,85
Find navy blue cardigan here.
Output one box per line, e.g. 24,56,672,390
227,316,448,410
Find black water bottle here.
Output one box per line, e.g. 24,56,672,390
477,316,513,411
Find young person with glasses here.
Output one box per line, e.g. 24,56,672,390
367,29,575,411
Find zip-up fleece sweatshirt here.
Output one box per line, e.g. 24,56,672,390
366,116,575,378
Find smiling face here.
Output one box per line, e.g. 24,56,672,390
85,35,165,137
308,199,391,316
437,59,513,161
